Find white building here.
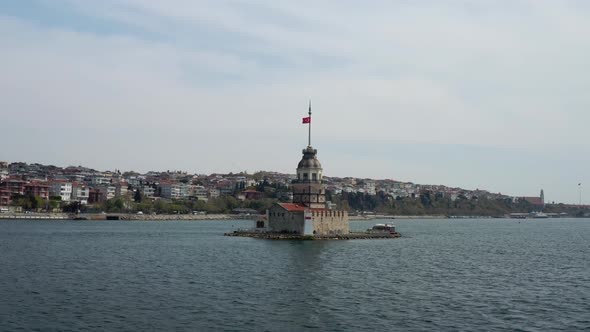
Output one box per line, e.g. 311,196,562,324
48,181,73,202
363,181,376,195
115,183,128,197
208,188,220,199
71,184,90,205
89,176,111,185
0,169,8,181
193,186,209,201
343,186,355,193
67,174,86,183
142,186,155,198
97,185,116,201
125,176,145,187
160,183,190,199
328,186,343,195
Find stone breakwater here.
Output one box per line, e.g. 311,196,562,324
224,231,401,240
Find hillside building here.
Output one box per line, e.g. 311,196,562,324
48,181,72,202
24,182,49,200
71,183,90,205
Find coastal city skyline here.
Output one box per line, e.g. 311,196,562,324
1,1,590,204
0,159,572,207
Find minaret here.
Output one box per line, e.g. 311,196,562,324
292,101,326,209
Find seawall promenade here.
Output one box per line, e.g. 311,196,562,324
0,213,70,220
349,215,448,220
0,213,255,221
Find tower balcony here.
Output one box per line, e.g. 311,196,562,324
291,179,324,184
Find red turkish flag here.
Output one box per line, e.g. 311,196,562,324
302,116,311,124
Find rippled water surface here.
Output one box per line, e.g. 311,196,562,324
1,218,589,331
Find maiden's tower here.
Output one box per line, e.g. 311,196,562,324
263,102,349,236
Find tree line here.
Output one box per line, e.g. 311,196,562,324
329,191,589,217
12,187,589,217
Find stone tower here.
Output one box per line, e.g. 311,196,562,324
291,146,326,209
264,101,349,236
291,100,326,209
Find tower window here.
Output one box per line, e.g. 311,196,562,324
312,173,317,180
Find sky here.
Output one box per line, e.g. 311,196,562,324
1,0,589,204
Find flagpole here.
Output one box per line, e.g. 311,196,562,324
308,100,312,147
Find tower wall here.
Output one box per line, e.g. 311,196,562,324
266,204,349,235
312,210,349,236
267,205,304,234
291,182,325,209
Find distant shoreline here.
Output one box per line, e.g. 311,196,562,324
349,215,448,220
0,213,444,221
1,213,586,221
0,213,251,221
0,213,450,221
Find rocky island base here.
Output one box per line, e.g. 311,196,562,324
224,231,401,240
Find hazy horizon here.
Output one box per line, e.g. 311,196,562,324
1,1,589,204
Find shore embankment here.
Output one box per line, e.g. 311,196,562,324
0,213,468,221
0,213,70,220
98,213,240,221
0,213,255,221
349,215,448,220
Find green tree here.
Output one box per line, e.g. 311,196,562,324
63,201,81,213
113,198,124,211
30,195,44,210
49,198,60,210
134,190,142,203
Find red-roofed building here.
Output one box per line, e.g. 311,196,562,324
241,189,264,200
522,189,545,211
24,182,49,200
0,178,26,196
0,188,12,206
88,189,101,204
523,197,543,205
277,203,307,211
266,199,349,235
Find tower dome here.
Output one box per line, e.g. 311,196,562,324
295,146,323,183
297,146,322,169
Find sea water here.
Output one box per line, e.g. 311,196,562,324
1,218,588,331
